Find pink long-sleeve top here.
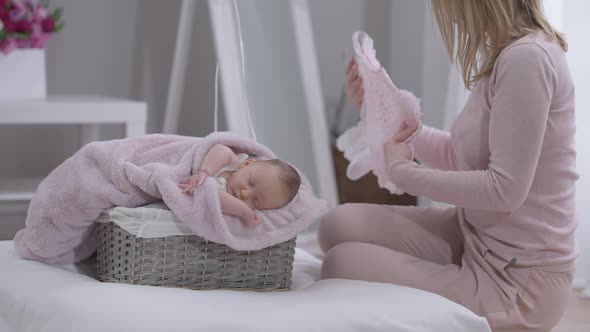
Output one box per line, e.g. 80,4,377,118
388,32,577,271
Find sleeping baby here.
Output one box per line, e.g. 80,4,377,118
179,144,301,227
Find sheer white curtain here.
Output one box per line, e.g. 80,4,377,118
558,0,590,296
543,0,590,295
442,63,470,131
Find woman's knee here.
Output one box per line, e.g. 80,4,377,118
320,242,360,280
317,203,363,253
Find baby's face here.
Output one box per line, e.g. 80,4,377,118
227,161,290,210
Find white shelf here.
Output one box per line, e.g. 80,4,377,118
0,95,148,202
0,177,43,202
0,95,147,125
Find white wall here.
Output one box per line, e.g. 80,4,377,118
562,0,590,289
308,0,364,110
422,3,455,130
233,0,319,188
125,0,224,137
309,0,364,134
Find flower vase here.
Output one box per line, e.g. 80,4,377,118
0,49,47,101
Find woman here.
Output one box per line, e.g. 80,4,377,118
318,1,577,331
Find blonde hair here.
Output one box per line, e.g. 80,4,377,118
431,0,567,89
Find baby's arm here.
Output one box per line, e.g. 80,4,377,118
181,144,238,193
197,144,239,176
218,191,260,227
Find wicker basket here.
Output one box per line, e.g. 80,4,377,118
96,221,296,291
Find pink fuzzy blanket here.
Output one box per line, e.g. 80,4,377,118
14,132,327,265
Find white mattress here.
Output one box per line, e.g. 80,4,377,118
0,240,491,332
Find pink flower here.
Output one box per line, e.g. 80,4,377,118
41,16,54,32
0,7,8,21
0,1,62,51
30,33,49,48
31,19,41,34
3,19,15,32
9,7,26,22
9,0,26,10
15,19,32,33
34,6,48,21
0,37,17,54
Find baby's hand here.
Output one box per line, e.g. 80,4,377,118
240,208,261,228
178,170,209,194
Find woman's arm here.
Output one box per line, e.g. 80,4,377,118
412,125,458,171
388,43,555,212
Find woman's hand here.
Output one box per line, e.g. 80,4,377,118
178,170,209,194
346,58,364,109
240,208,261,228
383,122,419,163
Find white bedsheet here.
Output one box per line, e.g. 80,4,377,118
0,240,491,332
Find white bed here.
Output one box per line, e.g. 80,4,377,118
0,239,491,332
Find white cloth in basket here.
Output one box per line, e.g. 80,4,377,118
98,203,198,238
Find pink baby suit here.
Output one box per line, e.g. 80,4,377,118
337,31,423,194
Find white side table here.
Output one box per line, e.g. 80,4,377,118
0,95,147,202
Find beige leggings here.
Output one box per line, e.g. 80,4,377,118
318,203,573,332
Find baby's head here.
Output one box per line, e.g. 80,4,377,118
227,158,301,210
